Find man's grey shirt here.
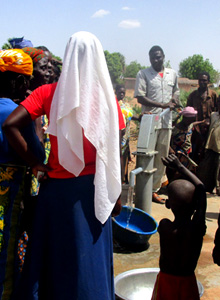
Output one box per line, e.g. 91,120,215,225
134,66,179,128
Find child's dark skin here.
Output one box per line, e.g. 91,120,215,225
213,213,220,266
159,154,207,276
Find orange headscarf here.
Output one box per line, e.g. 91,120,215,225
0,49,33,76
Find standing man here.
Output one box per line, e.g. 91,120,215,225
187,71,218,164
134,45,179,204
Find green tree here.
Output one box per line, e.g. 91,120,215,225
179,54,218,83
179,89,191,108
52,54,62,62
2,38,13,50
124,61,146,78
104,51,125,84
164,60,171,68
116,52,125,73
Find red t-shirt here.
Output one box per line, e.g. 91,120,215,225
21,83,125,178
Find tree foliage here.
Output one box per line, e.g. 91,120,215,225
164,60,171,68
2,38,13,50
179,54,219,83
104,51,125,85
52,54,62,62
124,61,146,78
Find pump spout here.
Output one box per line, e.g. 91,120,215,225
129,167,143,188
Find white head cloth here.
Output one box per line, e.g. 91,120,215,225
47,31,121,224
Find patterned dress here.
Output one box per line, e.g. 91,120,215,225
0,98,44,299
118,100,134,183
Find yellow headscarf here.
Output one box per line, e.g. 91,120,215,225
0,49,33,76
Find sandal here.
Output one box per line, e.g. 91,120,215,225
152,193,166,204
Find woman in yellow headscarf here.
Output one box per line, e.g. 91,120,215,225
0,49,45,300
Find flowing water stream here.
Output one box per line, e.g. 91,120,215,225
126,186,134,228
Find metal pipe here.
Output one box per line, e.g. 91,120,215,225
159,107,170,118
129,167,143,188
133,108,170,214
135,154,156,215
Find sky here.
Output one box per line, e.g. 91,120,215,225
1,0,220,74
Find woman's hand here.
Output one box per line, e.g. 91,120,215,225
32,163,51,182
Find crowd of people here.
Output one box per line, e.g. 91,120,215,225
0,33,125,300
121,45,220,299
0,33,219,300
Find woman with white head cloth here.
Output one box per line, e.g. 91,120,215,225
3,31,125,300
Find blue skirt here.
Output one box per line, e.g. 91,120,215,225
13,175,115,300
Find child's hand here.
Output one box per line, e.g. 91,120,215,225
202,118,210,126
161,154,182,170
111,197,122,217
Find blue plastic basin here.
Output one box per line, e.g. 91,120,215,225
112,206,158,248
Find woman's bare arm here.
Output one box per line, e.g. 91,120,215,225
3,105,50,176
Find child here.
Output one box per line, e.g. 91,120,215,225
171,107,198,158
169,107,208,177
151,154,207,300
115,84,141,183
